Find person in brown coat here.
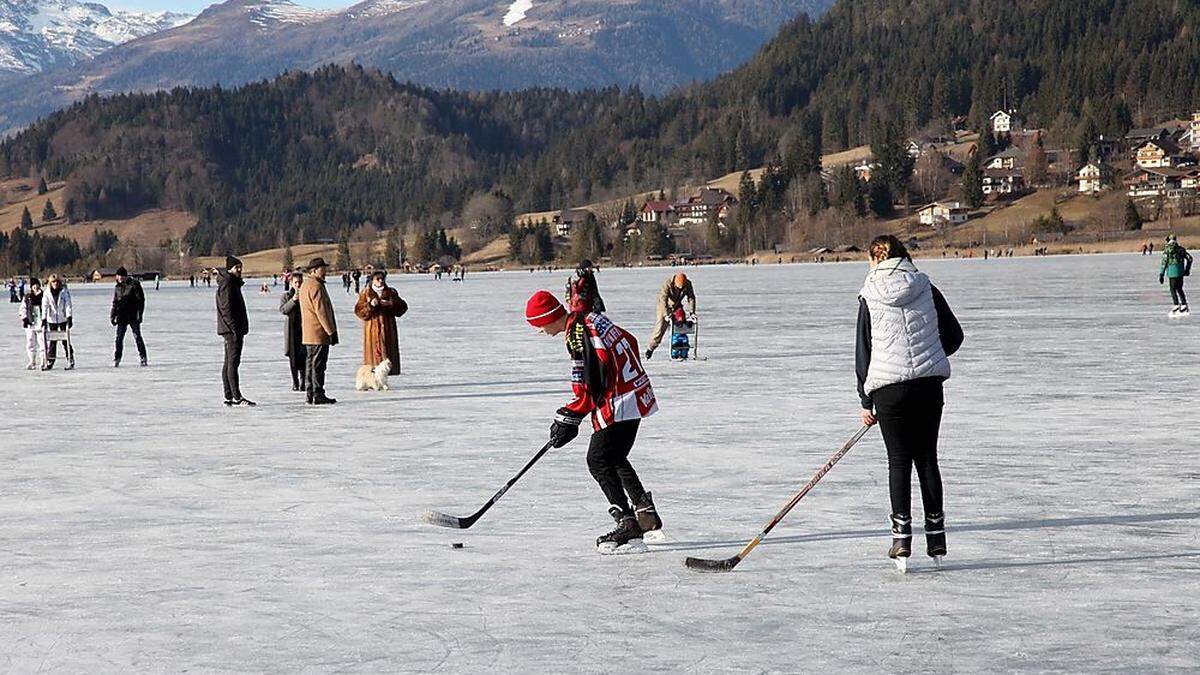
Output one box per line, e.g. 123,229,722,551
299,257,339,405
354,270,408,376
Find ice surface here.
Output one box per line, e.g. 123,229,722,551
503,0,533,27
1,255,1198,670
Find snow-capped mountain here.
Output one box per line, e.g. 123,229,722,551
0,0,834,131
0,0,191,78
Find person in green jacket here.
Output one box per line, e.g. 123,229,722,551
1159,235,1193,314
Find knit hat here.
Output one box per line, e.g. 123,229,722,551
525,290,566,328
115,266,128,277
226,255,242,270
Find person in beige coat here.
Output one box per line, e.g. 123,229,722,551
645,272,697,359
300,257,339,405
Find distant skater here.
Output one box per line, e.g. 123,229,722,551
1159,235,1192,315
856,235,963,572
216,256,254,406
565,259,605,314
644,272,696,360
41,274,74,370
18,277,44,370
279,271,306,391
110,267,148,367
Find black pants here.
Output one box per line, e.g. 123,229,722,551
222,334,244,401
586,420,647,513
873,378,945,518
1169,277,1187,306
115,321,147,362
306,344,330,400
288,350,306,389
46,322,73,365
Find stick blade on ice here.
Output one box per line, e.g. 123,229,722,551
684,555,740,573
421,511,470,529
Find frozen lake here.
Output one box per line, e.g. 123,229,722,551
1,254,1197,671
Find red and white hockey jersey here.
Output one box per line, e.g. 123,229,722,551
563,312,658,430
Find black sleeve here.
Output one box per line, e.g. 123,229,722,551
855,297,873,410
110,287,119,321
931,286,963,357
135,283,145,317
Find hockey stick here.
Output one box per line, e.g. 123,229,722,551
421,440,555,529
685,425,872,572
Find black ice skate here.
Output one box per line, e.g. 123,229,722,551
634,492,664,543
889,513,912,573
597,506,646,555
925,512,946,567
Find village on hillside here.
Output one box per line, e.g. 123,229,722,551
524,109,1200,264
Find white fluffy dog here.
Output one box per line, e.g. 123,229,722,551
355,359,392,391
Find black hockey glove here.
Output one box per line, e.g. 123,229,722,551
550,408,583,448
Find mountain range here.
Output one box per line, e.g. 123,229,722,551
0,0,190,79
0,0,834,131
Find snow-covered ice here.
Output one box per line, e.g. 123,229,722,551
503,0,533,27
1,254,1198,670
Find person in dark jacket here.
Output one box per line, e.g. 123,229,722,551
565,259,605,314
216,256,254,406
110,266,148,367
855,234,963,572
279,271,306,391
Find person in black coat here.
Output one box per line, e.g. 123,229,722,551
216,256,253,406
279,270,306,391
110,266,148,367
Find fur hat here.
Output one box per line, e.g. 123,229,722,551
525,290,566,328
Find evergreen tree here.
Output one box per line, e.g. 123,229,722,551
20,206,33,230
42,199,57,221
335,231,352,270
384,227,403,268
1124,198,1143,231
962,151,985,209
867,176,894,217
282,242,294,272
37,177,47,195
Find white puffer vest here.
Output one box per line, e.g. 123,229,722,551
860,258,951,395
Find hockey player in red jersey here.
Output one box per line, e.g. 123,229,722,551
525,290,663,554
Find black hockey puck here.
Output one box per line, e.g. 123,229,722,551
451,542,464,549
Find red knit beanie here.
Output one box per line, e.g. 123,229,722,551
525,290,566,328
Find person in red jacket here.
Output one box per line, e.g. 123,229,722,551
525,290,663,554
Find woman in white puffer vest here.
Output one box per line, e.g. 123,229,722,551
855,235,962,571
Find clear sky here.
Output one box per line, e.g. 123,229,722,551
109,1,354,13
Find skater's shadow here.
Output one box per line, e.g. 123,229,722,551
653,511,1200,553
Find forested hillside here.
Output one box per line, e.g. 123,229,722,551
2,0,1198,255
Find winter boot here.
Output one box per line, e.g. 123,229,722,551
889,513,912,572
925,512,947,562
597,506,646,555
140,356,148,367
634,492,663,542
113,358,120,368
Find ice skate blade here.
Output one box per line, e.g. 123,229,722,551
932,555,943,569
642,530,666,544
597,539,649,555
893,557,909,573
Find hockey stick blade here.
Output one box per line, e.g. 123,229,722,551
421,510,472,529
684,555,741,572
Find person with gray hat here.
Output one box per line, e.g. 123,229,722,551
299,257,338,405
217,255,254,406
111,266,148,367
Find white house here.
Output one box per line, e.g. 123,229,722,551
1077,163,1111,194
917,201,969,226
1134,138,1184,169
990,110,1022,135
984,146,1027,170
